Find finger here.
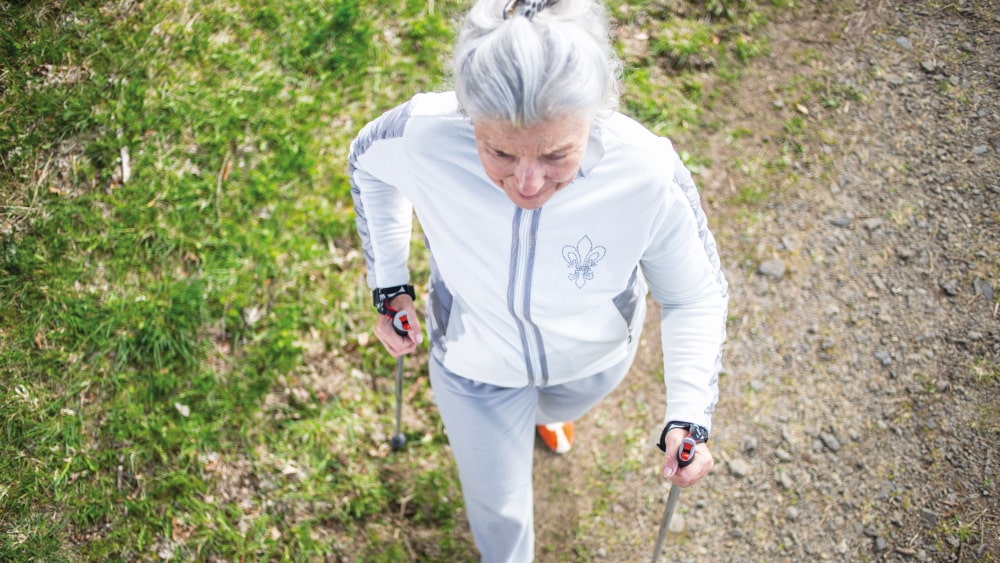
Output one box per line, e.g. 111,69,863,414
374,319,416,357
671,445,714,487
660,428,690,478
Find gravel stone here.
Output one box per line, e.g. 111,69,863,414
757,258,786,278
728,458,752,478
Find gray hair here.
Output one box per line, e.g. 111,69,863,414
453,0,621,127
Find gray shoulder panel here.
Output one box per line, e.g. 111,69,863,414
348,100,414,167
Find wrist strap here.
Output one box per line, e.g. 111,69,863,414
657,420,709,453
372,284,415,314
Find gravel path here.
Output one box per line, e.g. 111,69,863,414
533,1,999,560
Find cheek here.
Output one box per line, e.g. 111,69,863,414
547,161,581,183
482,161,513,183
478,153,512,181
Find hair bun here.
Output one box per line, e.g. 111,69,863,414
503,0,558,21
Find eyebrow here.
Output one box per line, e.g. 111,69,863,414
486,141,579,156
543,143,577,155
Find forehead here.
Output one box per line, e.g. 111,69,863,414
473,116,591,154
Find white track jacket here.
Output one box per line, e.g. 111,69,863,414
349,92,728,429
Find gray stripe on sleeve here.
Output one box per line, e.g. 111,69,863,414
348,100,414,287
672,157,729,417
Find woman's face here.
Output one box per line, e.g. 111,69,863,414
473,115,591,210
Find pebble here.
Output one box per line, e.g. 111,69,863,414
895,36,912,50
669,513,685,533
728,458,752,478
940,279,960,296
778,471,795,490
874,351,893,365
972,145,989,155
819,432,842,452
973,278,993,300
758,258,786,278
863,218,884,231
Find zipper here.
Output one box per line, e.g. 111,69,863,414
507,208,548,386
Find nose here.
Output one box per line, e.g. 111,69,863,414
514,160,545,195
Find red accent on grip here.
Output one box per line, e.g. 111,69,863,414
677,436,697,468
391,310,410,336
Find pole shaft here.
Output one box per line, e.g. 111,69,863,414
650,484,681,563
394,356,404,435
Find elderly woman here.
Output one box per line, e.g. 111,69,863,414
348,0,728,560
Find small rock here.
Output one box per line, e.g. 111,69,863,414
831,217,851,227
777,471,795,490
874,351,893,365
921,60,937,73
973,278,994,301
819,431,842,452
775,448,793,462
886,73,905,86
786,506,800,521
972,145,989,155
940,279,960,296
895,36,912,50
728,458,752,478
669,512,685,533
730,528,744,539
863,218,884,231
875,536,889,552
758,258,786,278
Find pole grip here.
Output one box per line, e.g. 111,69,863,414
387,308,410,337
677,436,697,468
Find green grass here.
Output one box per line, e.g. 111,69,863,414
1,0,783,559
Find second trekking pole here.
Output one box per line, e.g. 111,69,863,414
650,434,697,563
386,308,412,452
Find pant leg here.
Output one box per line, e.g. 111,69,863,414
429,355,538,563
536,333,640,425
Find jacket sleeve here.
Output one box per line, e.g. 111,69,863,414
640,149,729,433
348,101,416,289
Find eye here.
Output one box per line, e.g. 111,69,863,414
492,149,514,160
543,153,567,162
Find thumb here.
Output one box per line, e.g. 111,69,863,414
662,452,678,478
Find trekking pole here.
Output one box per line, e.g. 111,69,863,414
650,434,697,563
386,309,411,452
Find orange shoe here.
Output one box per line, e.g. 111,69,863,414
537,422,574,454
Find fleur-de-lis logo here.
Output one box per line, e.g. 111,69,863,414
562,235,606,288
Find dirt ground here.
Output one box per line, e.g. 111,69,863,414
530,1,999,561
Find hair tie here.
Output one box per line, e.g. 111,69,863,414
503,0,557,20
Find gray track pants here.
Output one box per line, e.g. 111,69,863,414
428,338,640,563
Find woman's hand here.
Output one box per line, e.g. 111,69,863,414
373,294,423,357
660,428,714,487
